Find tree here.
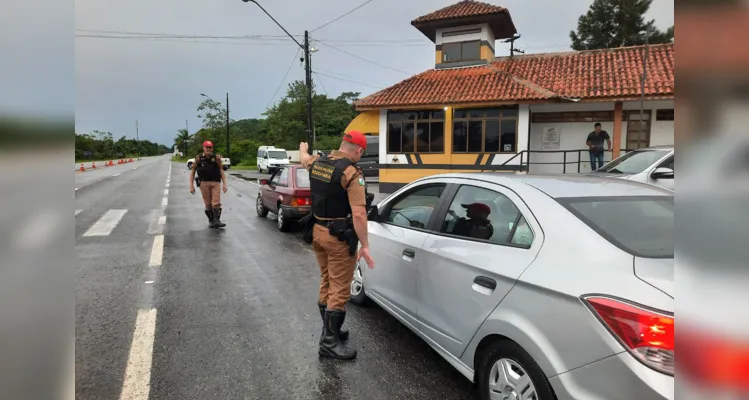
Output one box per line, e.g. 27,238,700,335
569,0,673,50
175,128,192,155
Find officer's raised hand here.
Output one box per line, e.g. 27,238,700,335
299,141,309,154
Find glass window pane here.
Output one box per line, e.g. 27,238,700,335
387,112,403,122
500,119,516,152
296,168,310,188
469,109,484,118
485,119,500,152
511,216,534,246
462,41,480,61
402,122,415,153
416,122,430,153
485,109,500,117
278,168,289,186
387,184,446,229
443,42,461,62
403,112,417,120
431,110,445,119
430,122,444,152
417,111,430,120
453,121,467,152
387,123,401,153
453,110,467,119
441,185,523,244
468,121,483,152
502,108,518,117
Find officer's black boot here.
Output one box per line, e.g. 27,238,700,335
212,207,226,228
318,303,348,345
319,309,356,360
205,208,217,228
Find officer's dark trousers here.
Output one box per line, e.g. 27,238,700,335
312,224,356,311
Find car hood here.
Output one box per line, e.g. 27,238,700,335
634,256,673,298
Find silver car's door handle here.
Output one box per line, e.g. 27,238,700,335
402,248,416,258
473,276,497,291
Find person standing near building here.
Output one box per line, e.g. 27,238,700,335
586,122,611,171
189,140,228,228
299,130,375,360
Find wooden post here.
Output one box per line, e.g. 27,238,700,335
612,101,623,159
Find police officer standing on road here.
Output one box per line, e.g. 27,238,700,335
189,140,228,228
299,130,376,360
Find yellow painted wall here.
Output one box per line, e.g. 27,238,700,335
435,50,443,65
480,44,494,62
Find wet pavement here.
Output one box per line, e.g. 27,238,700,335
76,157,477,399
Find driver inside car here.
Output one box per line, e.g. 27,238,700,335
450,202,494,240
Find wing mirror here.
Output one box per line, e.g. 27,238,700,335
651,167,674,179
367,204,379,221
259,178,269,185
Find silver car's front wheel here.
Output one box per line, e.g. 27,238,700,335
488,358,537,400
349,261,367,305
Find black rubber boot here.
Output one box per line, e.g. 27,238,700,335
212,207,226,228
318,303,348,344
319,310,356,360
205,209,217,228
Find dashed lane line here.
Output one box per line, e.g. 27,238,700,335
148,235,164,267
161,198,168,207
119,308,157,400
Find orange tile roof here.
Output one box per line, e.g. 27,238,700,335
355,43,674,109
412,0,508,24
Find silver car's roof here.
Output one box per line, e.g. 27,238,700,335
419,173,673,199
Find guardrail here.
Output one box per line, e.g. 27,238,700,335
501,149,635,174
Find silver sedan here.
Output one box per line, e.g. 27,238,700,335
351,173,673,400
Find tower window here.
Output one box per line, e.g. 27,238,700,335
442,40,481,63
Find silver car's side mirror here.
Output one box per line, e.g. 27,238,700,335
651,167,674,179
367,205,379,222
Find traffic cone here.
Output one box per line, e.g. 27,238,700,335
129,158,133,163
109,160,114,166
92,162,96,169
79,163,85,172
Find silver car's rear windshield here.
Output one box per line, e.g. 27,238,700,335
596,150,670,174
557,196,673,259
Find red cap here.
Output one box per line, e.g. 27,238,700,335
343,130,367,149
203,141,213,147
461,203,491,214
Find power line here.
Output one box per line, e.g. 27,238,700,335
312,70,383,89
267,48,302,109
312,72,328,95
75,34,297,46
311,0,375,33
315,40,415,76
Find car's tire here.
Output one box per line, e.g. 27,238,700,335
277,206,291,232
349,261,368,306
258,167,264,174
256,195,268,218
477,340,555,400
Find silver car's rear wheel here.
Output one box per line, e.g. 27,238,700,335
488,358,537,400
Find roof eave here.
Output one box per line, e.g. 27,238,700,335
411,12,516,42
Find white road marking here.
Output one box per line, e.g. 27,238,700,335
75,210,82,216
158,216,166,225
148,235,164,267
144,281,154,284
165,183,169,188
163,189,169,195
75,188,79,191
119,308,157,400
83,209,127,237
113,173,121,177
161,197,168,206
133,167,137,170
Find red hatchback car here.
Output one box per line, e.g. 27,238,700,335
256,165,311,231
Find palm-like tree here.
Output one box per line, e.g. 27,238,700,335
175,129,192,155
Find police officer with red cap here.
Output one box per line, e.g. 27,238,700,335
299,130,376,360
189,140,228,228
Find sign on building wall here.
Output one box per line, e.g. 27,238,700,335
542,126,561,150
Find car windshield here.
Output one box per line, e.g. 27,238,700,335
558,196,673,258
268,151,287,159
296,169,310,188
596,150,670,174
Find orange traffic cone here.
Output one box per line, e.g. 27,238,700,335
79,163,85,172
109,160,114,166
129,158,133,163
92,162,96,169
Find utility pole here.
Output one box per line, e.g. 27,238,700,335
304,30,314,155
135,120,140,160
504,34,525,57
185,119,189,155
225,92,231,158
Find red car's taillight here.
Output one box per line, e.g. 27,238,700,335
291,197,310,206
679,327,749,393
583,296,674,375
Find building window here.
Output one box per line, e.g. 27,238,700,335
387,111,445,153
442,28,482,37
531,111,615,123
656,109,674,121
453,108,518,153
442,40,481,63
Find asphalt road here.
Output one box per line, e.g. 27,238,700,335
76,155,476,399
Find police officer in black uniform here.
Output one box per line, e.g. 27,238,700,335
189,140,228,228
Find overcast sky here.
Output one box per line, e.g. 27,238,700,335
73,0,673,146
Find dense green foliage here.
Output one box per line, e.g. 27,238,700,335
570,0,674,51
179,81,360,165
75,130,170,160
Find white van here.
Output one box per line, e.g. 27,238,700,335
257,146,290,173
